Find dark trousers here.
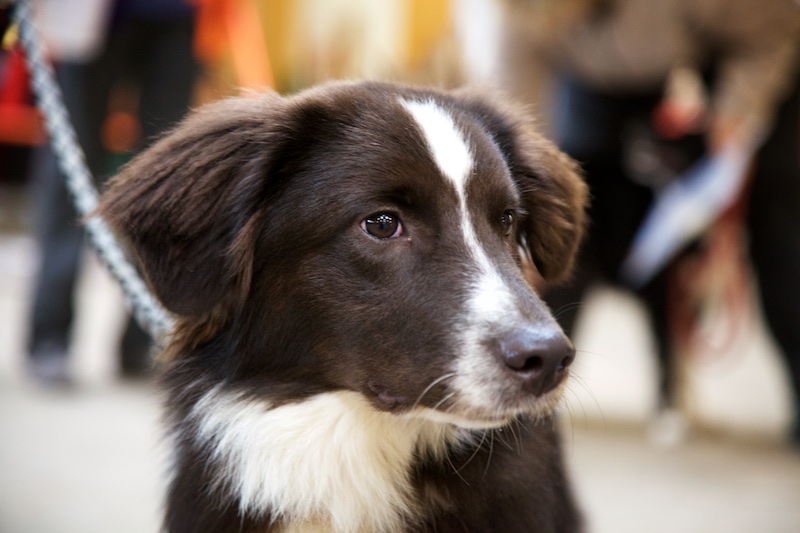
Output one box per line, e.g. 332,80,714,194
28,15,198,367
549,75,800,422
747,81,800,413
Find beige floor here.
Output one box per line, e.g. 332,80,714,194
1,230,799,533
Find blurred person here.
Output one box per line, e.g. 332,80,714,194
494,0,800,443
26,0,198,385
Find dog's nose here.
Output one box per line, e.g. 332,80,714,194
495,327,575,396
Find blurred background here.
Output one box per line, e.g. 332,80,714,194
1,0,799,531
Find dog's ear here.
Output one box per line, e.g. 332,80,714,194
98,94,287,316
509,127,588,284
455,91,588,284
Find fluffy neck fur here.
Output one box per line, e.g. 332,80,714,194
188,388,463,532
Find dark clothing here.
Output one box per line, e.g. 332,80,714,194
747,80,800,409
28,10,197,370
547,77,675,404
548,74,800,418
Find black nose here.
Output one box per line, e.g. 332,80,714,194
495,327,575,396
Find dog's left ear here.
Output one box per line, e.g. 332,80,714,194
455,91,588,283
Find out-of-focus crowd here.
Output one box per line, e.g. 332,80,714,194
1,0,798,445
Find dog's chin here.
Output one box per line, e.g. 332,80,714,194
408,385,566,430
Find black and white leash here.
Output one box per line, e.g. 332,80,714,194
12,0,174,341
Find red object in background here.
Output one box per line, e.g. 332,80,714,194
652,99,707,141
0,45,45,146
194,0,274,91
667,181,753,363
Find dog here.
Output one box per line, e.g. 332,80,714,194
98,80,588,533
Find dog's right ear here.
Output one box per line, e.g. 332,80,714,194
98,94,287,317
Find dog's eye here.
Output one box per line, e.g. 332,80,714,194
501,210,515,236
361,213,403,239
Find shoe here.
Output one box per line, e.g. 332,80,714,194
120,320,155,380
791,405,800,448
28,345,73,388
120,354,154,380
120,343,155,380
647,407,689,448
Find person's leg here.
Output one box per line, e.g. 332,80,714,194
27,36,122,380
27,145,83,383
135,16,199,141
748,78,800,443
551,76,690,441
546,76,627,337
548,77,657,325
114,15,200,375
26,62,104,384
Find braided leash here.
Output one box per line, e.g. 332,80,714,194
13,0,174,342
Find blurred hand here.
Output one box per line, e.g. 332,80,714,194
707,114,750,154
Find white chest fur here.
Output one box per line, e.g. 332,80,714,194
189,388,458,533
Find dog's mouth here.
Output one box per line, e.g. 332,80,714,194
369,373,569,430
422,378,568,429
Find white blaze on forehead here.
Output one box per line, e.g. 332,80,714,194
400,97,515,323
401,97,524,415
400,99,473,192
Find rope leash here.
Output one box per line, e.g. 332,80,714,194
12,0,174,342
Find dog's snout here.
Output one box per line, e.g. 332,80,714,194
496,328,575,396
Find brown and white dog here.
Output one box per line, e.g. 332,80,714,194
98,81,588,533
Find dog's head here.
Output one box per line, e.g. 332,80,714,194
99,81,587,427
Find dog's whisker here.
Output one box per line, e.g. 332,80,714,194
412,372,457,410
562,386,588,429
430,391,457,413
552,302,585,321
493,426,514,453
566,374,605,428
483,430,496,477
456,428,489,474
510,419,524,453
562,403,577,455
574,348,614,362
445,453,471,487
